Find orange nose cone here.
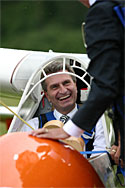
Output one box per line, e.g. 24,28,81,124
0,132,104,188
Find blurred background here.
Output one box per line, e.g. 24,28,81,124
1,2,124,186
0,0,88,135
1,0,88,53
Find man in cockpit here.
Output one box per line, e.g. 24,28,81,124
21,61,106,158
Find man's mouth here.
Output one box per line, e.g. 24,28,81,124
59,94,71,101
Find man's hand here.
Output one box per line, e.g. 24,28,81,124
110,132,124,168
29,127,70,140
110,144,124,168
110,144,120,165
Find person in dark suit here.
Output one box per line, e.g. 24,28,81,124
30,0,124,168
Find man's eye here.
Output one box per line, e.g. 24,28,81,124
64,81,70,85
52,85,58,89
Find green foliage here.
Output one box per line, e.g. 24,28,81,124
0,121,7,136
1,0,88,53
112,165,125,188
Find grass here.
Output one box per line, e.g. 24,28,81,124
113,165,125,187
0,121,7,136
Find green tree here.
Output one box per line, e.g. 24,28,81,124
1,0,88,53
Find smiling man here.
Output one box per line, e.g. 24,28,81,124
42,68,77,116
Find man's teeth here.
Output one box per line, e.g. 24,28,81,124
59,95,70,100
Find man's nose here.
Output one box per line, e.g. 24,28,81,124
59,85,67,93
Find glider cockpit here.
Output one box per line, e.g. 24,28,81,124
0,48,116,187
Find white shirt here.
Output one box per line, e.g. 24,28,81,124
54,104,78,120
63,113,106,158
20,104,106,157
89,0,96,6
63,115,107,157
20,104,78,132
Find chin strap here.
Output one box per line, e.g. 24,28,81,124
114,4,125,27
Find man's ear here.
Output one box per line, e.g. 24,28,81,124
44,92,51,102
75,83,78,93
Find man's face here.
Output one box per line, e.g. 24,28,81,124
45,71,77,114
